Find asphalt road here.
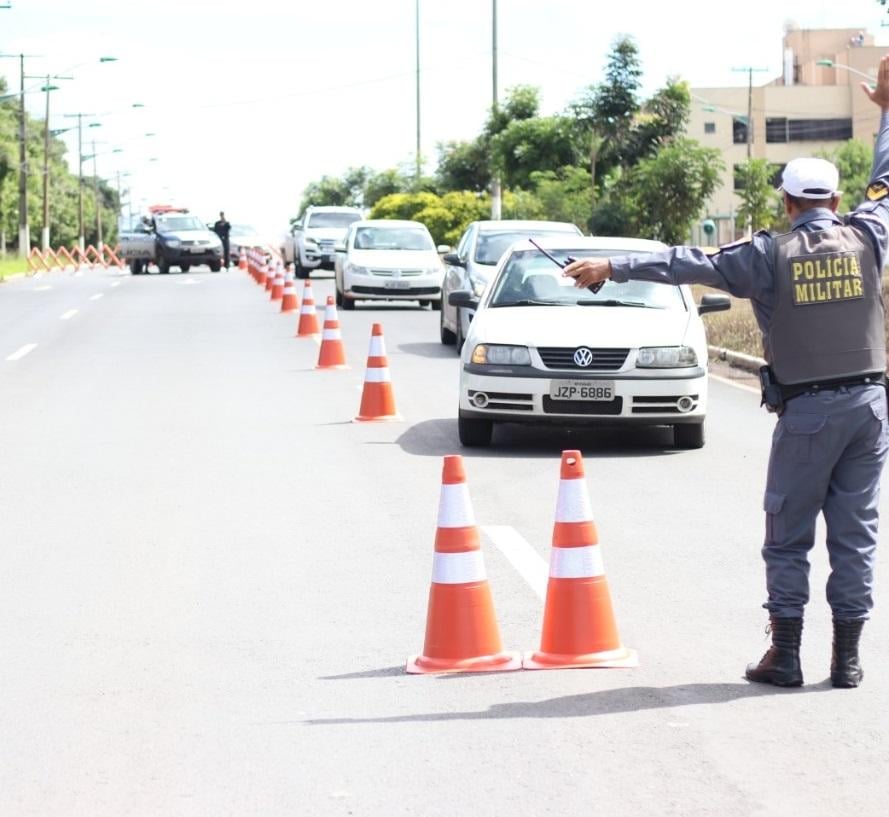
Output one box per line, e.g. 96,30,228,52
1,265,887,817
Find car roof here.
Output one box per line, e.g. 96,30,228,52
305,206,362,213
508,235,668,253
352,219,430,230
474,220,581,233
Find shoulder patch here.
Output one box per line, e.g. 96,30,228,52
866,181,888,201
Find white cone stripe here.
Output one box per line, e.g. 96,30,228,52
300,303,316,314
322,328,341,341
555,478,594,523
437,483,475,527
432,551,486,584
363,367,391,383
368,336,386,357
549,545,605,579
324,307,337,320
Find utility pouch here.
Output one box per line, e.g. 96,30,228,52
759,365,785,415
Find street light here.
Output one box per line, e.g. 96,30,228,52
815,59,876,84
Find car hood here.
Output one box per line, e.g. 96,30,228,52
470,305,692,348
305,227,349,240
348,249,441,270
159,229,219,242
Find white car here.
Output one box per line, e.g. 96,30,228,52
440,219,583,350
283,206,363,278
450,236,731,449
334,219,445,310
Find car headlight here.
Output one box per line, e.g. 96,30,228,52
636,346,698,368
471,344,531,366
163,238,180,248
304,239,319,250
345,263,369,275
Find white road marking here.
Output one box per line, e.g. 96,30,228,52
89,293,104,301
60,309,78,321
482,525,548,600
110,281,121,288
6,343,38,362
709,372,760,395
35,285,52,292
176,279,199,286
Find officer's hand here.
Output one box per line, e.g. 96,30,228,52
861,54,889,110
562,257,612,289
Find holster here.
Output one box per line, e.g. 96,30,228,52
758,365,785,415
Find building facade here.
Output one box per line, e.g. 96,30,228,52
688,27,883,245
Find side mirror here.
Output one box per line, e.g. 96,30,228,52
334,243,346,253
437,244,451,254
698,293,731,315
443,252,463,267
448,290,479,309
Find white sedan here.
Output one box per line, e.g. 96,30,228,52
450,236,730,449
334,219,445,310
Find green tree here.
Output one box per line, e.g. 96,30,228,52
528,166,592,231
436,139,491,193
297,174,357,213
735,158,780,231
491,115,587,190
820,140,873,212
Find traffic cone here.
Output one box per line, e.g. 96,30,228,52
270,263,284,301
407,455,521,674
238,249,247,272
265,259,276,292
295,279,321,337
280,266,299,313
315,296,348,370
354,323,401,421
524,450,637,669
256,259,268,288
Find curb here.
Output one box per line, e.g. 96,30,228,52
708,345,766,375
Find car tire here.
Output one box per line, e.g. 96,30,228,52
295,253,308,279
440,307,456,345
335,286,343,307
158,258,170,274
674,422,705,450
179,264,190,273
342,294,355,311
209,261,221,272
129,260,143,275
430,298,442,311
458,415,493,447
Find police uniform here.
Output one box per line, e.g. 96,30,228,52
213,216,232,268
605,111,889,687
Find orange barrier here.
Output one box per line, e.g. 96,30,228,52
84,245,104,268
407,455,521,674
295,280,321,337
27,247,51,272
315,296,348,370
524,450,637,670
58,247,77,271
280,266,299,313
102,246,123,268
354,323,401,422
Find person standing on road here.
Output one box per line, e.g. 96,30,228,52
213,211,232,268
562,55,889,689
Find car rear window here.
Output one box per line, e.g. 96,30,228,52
474,230,578,265
306,213,361,228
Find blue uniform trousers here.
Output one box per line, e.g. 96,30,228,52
763,383,888,620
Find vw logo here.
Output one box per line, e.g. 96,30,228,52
573,347,594,367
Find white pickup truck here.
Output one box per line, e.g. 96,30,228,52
281,205,362,278
119,207,224,274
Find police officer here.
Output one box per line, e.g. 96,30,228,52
563,54,889,689
213,211,232,269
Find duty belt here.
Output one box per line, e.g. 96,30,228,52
779,371,886,401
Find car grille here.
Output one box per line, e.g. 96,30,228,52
542,396,623,415
351,285,439,296
537,347,629,371
631,395,699,414
181,240,210,247
369,269,425,277
317,240,335,252
468,390,534,411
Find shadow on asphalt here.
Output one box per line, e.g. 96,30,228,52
304,681,833,725
388,418,680,459
396,342,457,359
320,667,406,680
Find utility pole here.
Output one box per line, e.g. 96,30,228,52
490,0,501,220
63,112,94,251
42,75,50,250
92,139,103,250
415,0,421,182
18,54,29,254
732,66,768,160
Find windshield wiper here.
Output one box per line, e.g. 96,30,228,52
576,299,658,308
492,299,566,307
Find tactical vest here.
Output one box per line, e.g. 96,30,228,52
767,224,885,385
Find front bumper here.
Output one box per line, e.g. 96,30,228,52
160,245,222,265
458,367,707,425
345,270,442,301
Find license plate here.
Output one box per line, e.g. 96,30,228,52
385,280,411,289
549,380,615,401
189,246,204,253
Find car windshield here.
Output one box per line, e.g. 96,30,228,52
306,212,361,228
353,226,434,251
474,229,578,265
156,216,205,232
488,248,685,310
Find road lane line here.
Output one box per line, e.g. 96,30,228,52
110,281,121,288
60,309,78,321
482,525,548,600
6,343,38,361
35,285,52,292
709,372,759,395
89,293,104,301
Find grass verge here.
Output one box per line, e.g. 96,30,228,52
0,257,29,281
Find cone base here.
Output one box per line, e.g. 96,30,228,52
353,413,404,423
295,333,321,339
406,651,522,675
523,647,638,670
315,364,350,370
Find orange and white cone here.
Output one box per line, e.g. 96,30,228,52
354,323,401,421
280,266,299,313
256,258,268,288
407,455,521,674
270,262,285,301
295,279,321,337
264,259,276,292
524,450,637,669
315,296,348,369
238,249,247,272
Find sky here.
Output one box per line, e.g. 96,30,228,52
3,0,889,241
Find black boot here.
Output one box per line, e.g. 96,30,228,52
745,617,804,687
831,619,864,688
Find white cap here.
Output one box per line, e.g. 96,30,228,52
779,158,840,199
